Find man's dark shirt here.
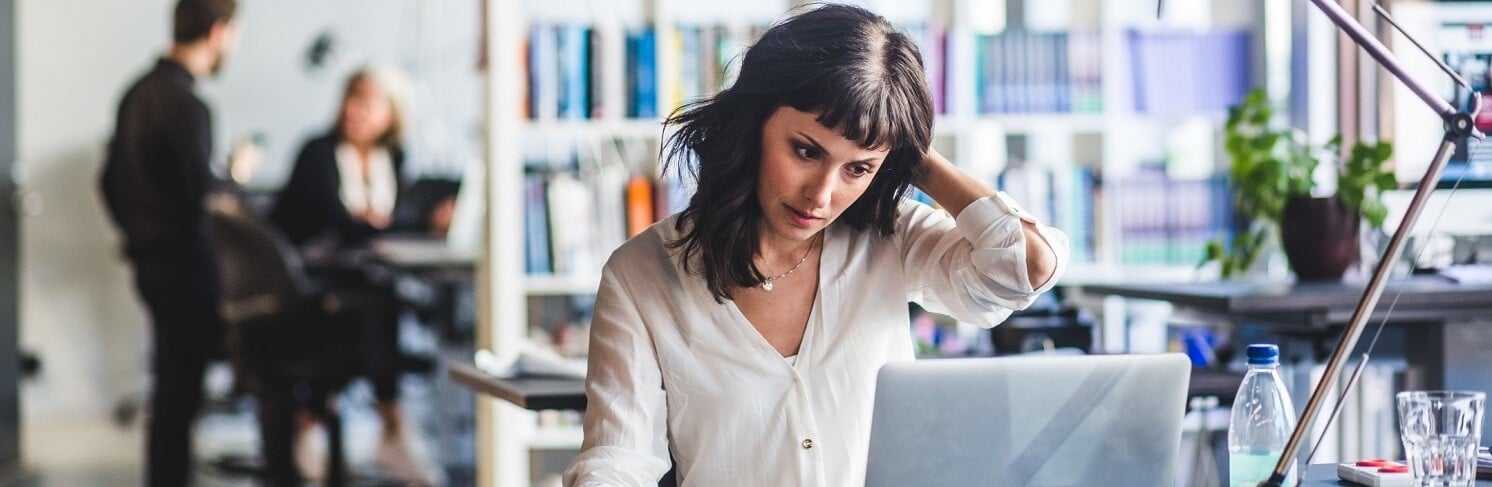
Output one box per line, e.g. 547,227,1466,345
100,58,216,261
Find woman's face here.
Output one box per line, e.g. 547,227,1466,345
340,79,395,147
756,106,890,244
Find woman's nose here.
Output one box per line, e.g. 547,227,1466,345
803,171,835,208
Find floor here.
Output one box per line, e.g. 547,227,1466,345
8,368,477,487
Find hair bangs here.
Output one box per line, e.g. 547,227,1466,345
816,81,929,153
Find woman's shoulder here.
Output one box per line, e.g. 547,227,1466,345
296,132,341,160
605,214,681,267
601,213,688,282
889,198,953,235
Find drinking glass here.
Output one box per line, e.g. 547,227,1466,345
1397,391,1485,486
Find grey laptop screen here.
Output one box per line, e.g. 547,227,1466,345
865,354,1191,487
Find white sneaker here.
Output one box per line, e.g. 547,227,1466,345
375,432,445,486
294,423,328,482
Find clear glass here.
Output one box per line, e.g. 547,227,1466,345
1397,391,1485,486
1228,362,1298,487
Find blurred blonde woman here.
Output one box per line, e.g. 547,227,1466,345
270,64,443,486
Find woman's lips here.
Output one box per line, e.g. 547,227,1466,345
787,205,823,228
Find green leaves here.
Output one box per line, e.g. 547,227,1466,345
1204,88,1397,278
1200,225,1271,279
1338,140,1396,229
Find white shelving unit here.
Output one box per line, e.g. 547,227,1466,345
480,0,1265,484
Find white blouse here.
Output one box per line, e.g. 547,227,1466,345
563,194,1070,487
334,142,398,223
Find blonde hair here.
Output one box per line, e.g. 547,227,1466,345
334,63,413,149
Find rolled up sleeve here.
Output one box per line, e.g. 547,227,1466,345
898,193,1070,327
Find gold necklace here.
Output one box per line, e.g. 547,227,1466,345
759,237,817,292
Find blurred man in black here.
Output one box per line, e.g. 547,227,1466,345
98,1,238,485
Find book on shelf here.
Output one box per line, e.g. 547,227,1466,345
625,174,655,238
1126,28,1252,117
523,139,690,278
1113,167,1230,266
527,22,560,120
996,135,1101,263
547,173,598,276
626,27,657,119
557,25,592,120
904,23,949,115
525,23,765,122
527,24,1259,122
523,170,553,275
975,30,1097,115
1069,30,1103,113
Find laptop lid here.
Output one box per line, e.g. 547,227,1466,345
865,354,1191,486
445,157,485,252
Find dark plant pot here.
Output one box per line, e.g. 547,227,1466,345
1279,196,1360,282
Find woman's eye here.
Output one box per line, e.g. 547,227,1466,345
848,166,872,177
795,145,819,160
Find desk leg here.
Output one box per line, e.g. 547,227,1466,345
1405,319,1492,441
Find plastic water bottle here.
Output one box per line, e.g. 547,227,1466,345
1228,344,1297,487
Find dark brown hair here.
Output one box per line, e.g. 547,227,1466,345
173,0,237,43
664,3,935,302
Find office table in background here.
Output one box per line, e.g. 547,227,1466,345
367,235,476,277
448,362,586,411
1082,277,1492,441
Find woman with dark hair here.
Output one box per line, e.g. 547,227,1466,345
564,5,1067,486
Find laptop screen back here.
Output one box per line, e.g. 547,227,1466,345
865,354,1190,486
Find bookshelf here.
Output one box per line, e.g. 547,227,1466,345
480,0,1266,484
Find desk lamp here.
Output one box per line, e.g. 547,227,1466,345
1161,1,1482,485
1263,2,1481,485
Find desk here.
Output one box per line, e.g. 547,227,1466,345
447,362,585,411
1302,464,1492,485
1083,278,1492,440
366,235,476,280
448,361,1244,411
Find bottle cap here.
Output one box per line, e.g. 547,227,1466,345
1246,344,1280,365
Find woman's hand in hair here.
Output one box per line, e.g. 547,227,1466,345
915,147,1059,289
913,147,988,219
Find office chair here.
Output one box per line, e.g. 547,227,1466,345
206,190,360,486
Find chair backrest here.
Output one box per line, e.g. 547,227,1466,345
205,191,313,325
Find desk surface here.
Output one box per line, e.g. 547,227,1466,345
368,236,476,271
1302,464,1492,485
1083,277,1492,315
448,361,1244,411
447,362,586,411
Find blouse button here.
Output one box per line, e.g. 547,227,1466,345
802,438,814,449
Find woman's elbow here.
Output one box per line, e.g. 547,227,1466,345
1025,247,1058,289
1021,224,1060,289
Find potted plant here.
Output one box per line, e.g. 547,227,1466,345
1203,88,1396,281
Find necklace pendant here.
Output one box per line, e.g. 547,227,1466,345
761,280,774,292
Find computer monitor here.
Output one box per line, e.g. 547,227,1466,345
1390,3,1492,190
865,354,1191,487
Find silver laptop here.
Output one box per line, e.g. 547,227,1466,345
368,159,484,268
865,354,1191,487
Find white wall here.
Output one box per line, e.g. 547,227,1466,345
208,0,484,187
17,0,173,422
14,0,483,424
